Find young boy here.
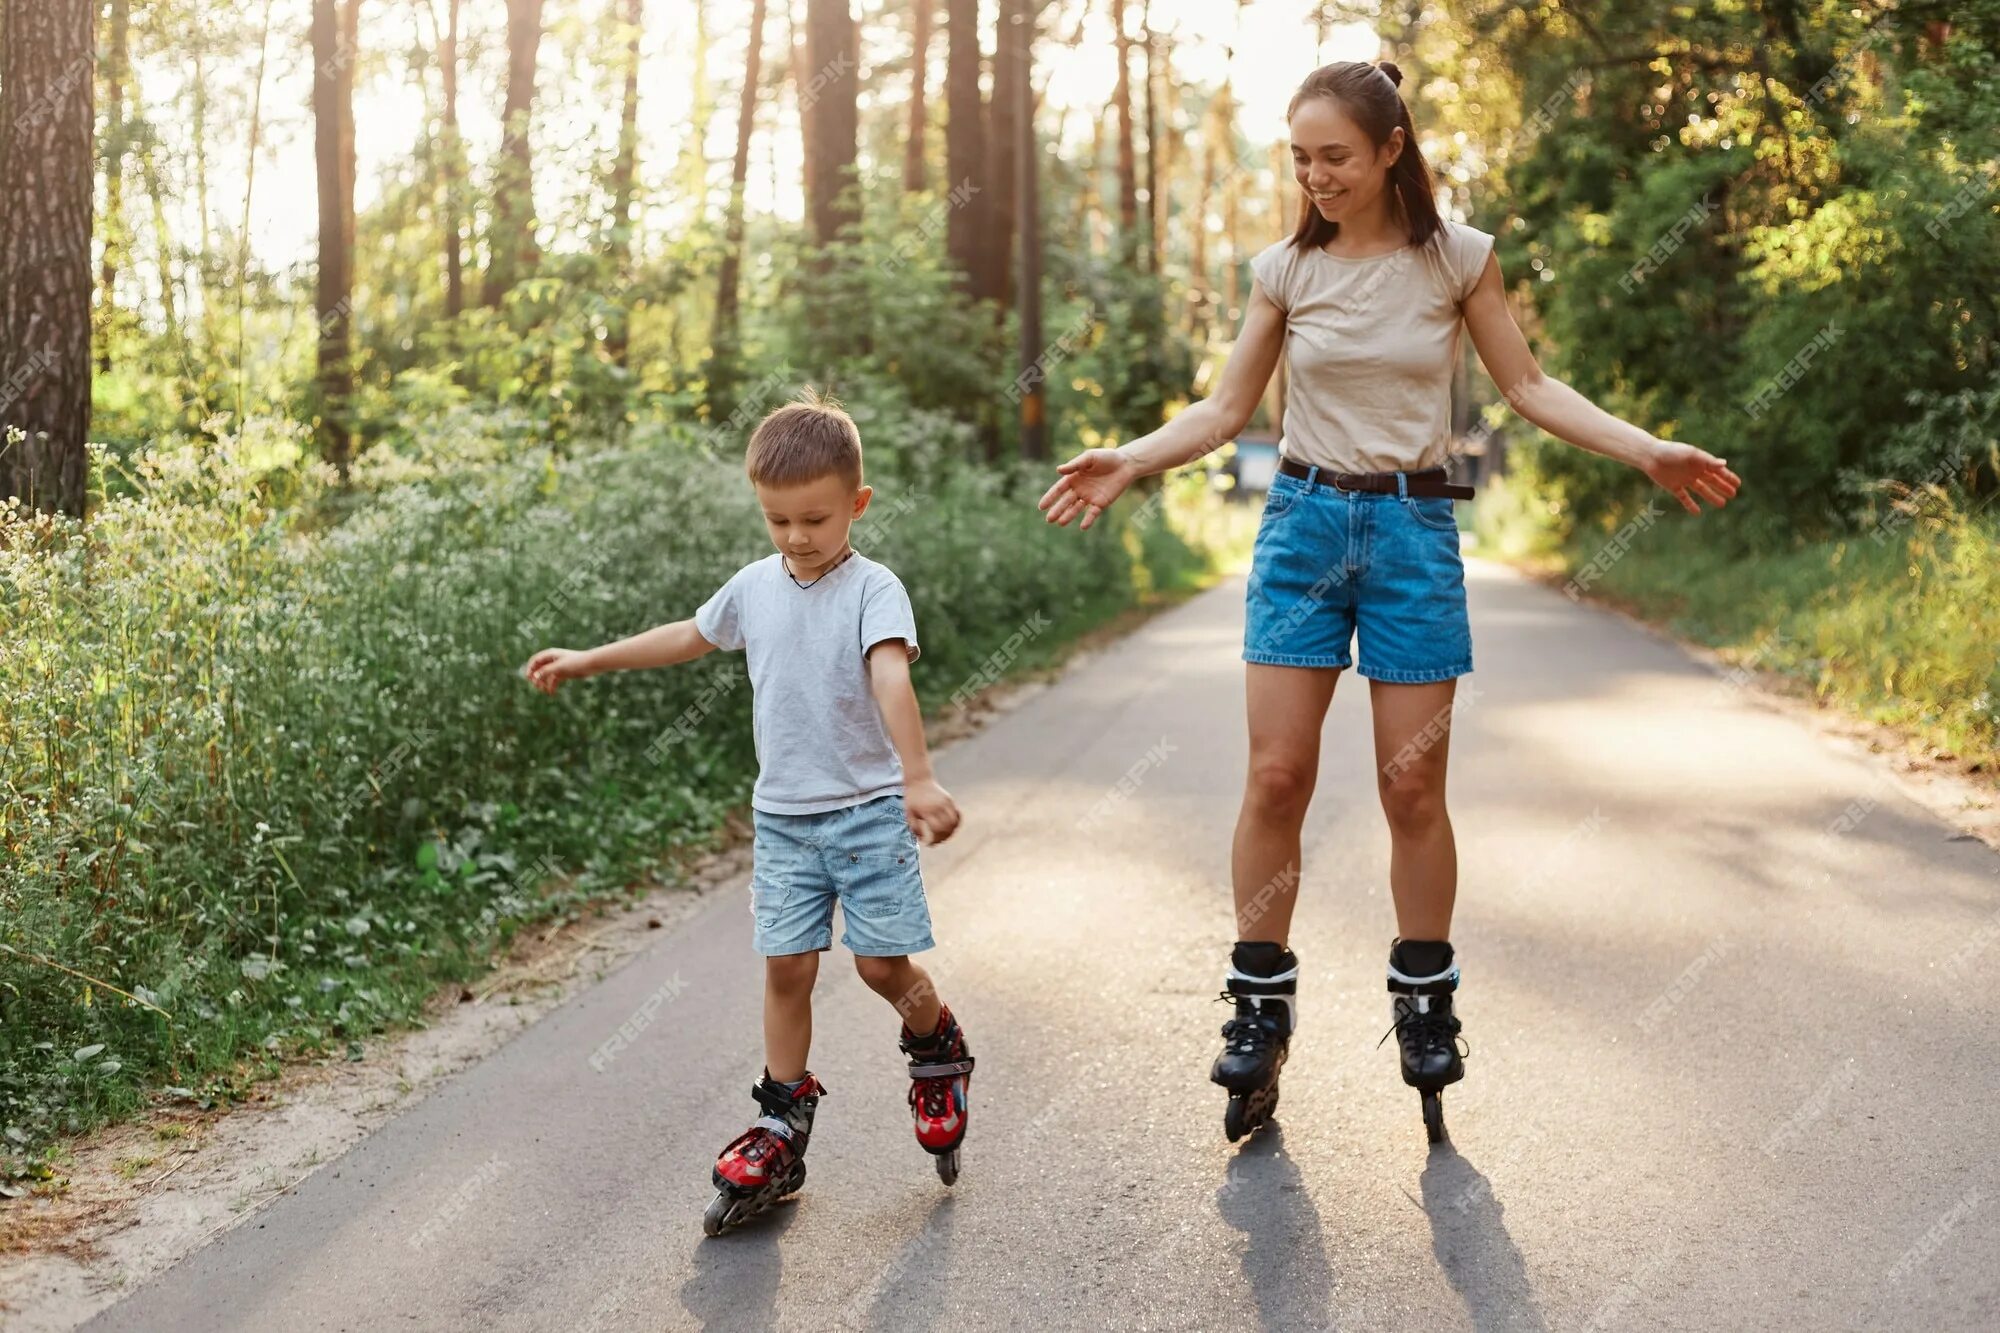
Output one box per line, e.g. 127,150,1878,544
521,389,973,1234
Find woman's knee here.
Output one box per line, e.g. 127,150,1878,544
1378,768,1447,833
1246,755,1317,819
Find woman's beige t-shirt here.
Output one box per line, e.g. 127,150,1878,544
1249,220,1495,475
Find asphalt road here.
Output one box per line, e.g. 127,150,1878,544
84,559,2000,1331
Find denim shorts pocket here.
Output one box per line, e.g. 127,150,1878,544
1403,494,1460,533
1262,480,1304,520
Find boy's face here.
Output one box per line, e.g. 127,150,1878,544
754,473,871,579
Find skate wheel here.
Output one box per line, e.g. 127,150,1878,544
1421,1091,1446,1145
935,1147,960,1187
781,1161,807,1197
702,1190,736,1237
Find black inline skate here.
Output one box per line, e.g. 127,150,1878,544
1380,939,1467,1145
704,1070,826,1236
1210,940,1298,1142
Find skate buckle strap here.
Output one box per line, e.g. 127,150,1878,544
751,1075,823,1114
1386,960,1459,997
750,1115,796,1141
908,1057,974,1079
1224,965,1299,995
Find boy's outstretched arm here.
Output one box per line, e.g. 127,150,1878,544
523,619,717,695
867,640,961,845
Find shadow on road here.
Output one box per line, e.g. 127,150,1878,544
1215,1123,1340,1330
675,1193,804,1331
1418,1146,1549,1332
856,1193,957,1330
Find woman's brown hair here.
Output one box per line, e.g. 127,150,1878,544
1285,60,1446,258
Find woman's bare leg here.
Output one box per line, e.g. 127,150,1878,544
1366,678,1460,940
1231,663,1342,943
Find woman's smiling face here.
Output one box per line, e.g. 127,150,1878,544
1289,95,1403,223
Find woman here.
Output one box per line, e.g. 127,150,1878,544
1038,60,1740,1144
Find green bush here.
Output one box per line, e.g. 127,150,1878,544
0,420,1211,1179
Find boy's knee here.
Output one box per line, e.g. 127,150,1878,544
766,952,818,993
853,953,911,994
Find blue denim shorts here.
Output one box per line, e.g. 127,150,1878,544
1242,468,1473,683
748,793,936,957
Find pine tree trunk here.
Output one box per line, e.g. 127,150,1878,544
805,0,858,250
1140,4,1158,274
943,0,983,287
98,0,132,373
709,0,768,421
979,0,1023,307
483,0,546,307
0,0,95,518
902,0,933,194
1190,90,1220,345
789,0,815,214
607,0,644,367
440,0,465,318
1111,0,1137,251
312,0,360,478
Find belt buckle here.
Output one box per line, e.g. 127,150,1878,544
1330,472,1360,493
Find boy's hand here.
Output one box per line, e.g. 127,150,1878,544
904,777,961,845
522,647,593,695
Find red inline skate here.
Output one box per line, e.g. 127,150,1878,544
900,1005,974,1186
704,1071,826,1236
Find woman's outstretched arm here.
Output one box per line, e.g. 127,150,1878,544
1041,280,1288,529
1460,251,1741,514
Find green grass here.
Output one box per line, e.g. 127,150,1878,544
0,421,1237,1184
1470,472,2000,771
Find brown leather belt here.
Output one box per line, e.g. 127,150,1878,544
1275,457,1474,500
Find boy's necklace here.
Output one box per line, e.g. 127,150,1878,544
785,545,855,589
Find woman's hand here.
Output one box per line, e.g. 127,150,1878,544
1643,440,1742,515
1039,448,1140,530
522,647,593,695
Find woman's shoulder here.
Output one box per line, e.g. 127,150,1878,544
1436,217,1495,260
1429,218,1497,303
1249,236,1302,309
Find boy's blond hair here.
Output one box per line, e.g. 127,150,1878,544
746,387,863,490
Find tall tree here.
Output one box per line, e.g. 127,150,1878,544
606,0,645,367
902,0,934,194
789,0,815,212
943,0,983,285
0,0,96,518
710,0,769,420
805,0,859,249
1013,3,1045,462
312,0,360,478
98,0,132,373
673,0,713,209
483,0,546,307
1110,0,1137,250
977,0,1025,307
1140,4,1160,274
437,0,466,317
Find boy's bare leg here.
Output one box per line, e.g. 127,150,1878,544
854,954,943,1034
764,952,820,1082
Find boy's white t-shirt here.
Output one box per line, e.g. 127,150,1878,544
1250,218,1496,475
694,550,919,815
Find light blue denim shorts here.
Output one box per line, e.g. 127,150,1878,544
1242,468,1473,683
749,793,936,957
